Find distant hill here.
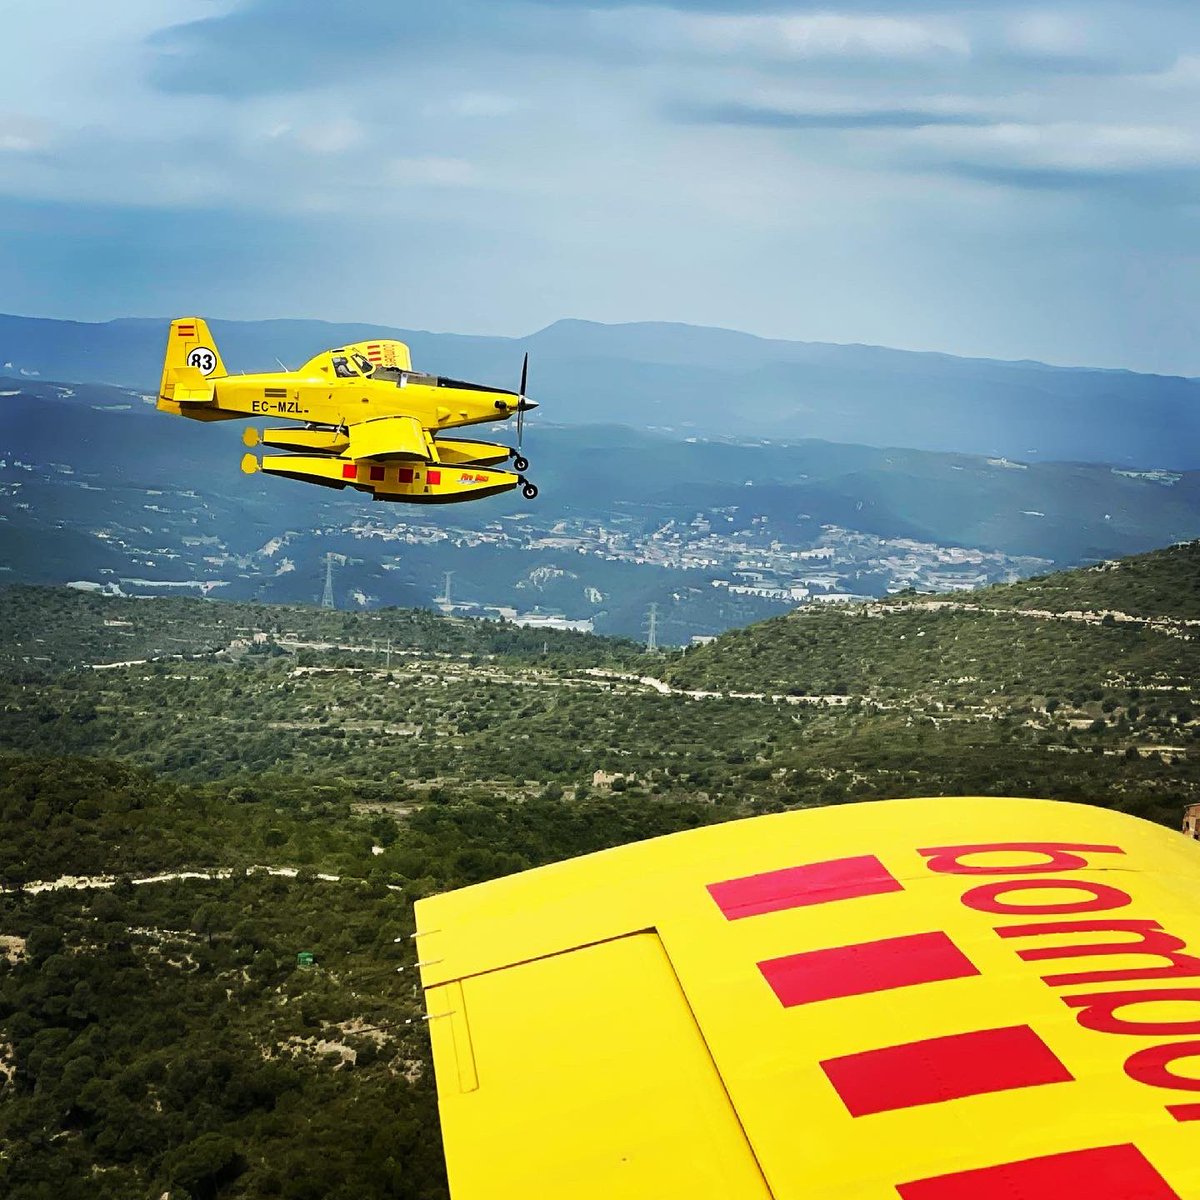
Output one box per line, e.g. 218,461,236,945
1,378,1198,646
2,312,1197,468
1,542,1195,1198
2,542,1195,819
976,541,1200,622
666,540,1200,698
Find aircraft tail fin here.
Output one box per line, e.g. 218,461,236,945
158,317,227,406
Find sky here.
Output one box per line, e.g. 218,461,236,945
1,0,1199,374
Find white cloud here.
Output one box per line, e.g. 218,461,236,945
596,8,969,62
440,92,521,118
1144,53,1200,89
909,121,1200,172
0,114,50,153
386,156,476,187
1007,12,1094,57
294,119,366,155
3,0,1200,373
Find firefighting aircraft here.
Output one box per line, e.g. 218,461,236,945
157,317,539,504
416,796,1200,1199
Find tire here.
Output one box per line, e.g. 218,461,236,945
521,482,539,500
513,454,529,472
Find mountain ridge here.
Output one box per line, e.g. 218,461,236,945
17,311,1197,380
3,312,1197,468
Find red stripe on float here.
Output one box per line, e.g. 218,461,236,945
821,1024,1073,1117
759,931,978,1008
897,1143,1180,1200
342,463,357,479
708,855,902,920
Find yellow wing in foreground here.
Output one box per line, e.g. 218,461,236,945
417,797,1200,1199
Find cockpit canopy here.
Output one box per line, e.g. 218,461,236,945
330,352,377,378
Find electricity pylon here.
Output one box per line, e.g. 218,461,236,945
320,553,335,609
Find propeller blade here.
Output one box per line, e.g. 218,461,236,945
516,352,529,449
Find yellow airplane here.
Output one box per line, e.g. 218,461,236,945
156,317,539,504
417,796,1200,1198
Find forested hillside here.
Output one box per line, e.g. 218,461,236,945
0,758,723,1199
0,543,1196,1197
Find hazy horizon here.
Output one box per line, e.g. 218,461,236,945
3,306,1198,380
3,2,1200,377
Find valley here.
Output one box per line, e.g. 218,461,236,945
0,542,1196,1197
4,375,1197,644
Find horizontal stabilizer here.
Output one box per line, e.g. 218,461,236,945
166,365,216,405
348,415,430,461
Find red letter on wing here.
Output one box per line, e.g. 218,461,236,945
919,842,1124,875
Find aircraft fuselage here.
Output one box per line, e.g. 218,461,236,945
159,369,520,434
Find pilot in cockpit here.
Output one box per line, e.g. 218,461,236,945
332,355,355,378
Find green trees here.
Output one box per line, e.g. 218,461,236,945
0,545,1197,1195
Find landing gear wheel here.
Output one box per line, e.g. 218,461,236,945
513,454,530,472
521,481,539,500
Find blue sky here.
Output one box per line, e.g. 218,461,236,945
2,0,1199,373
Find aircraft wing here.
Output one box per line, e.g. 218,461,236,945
416,797,1200,1199
346,415,430,461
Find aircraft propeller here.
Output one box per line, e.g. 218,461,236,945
513,351,532,473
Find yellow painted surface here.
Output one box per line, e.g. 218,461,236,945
256,454,519,504
156,317,531,505
432,438,512,466
347,415,429,461
428,933,771,1199
417,797,1200,1198
255,427,350,455
156,316,524,437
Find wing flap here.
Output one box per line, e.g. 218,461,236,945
428,932,771,1200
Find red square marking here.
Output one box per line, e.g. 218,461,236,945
427,469,441,485
398,467,414,484
759,930,979,1008
708,855,903,920
897,1143,1181,1200
341,463,357,480
821,1024,1073,1117
370,466,385,482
